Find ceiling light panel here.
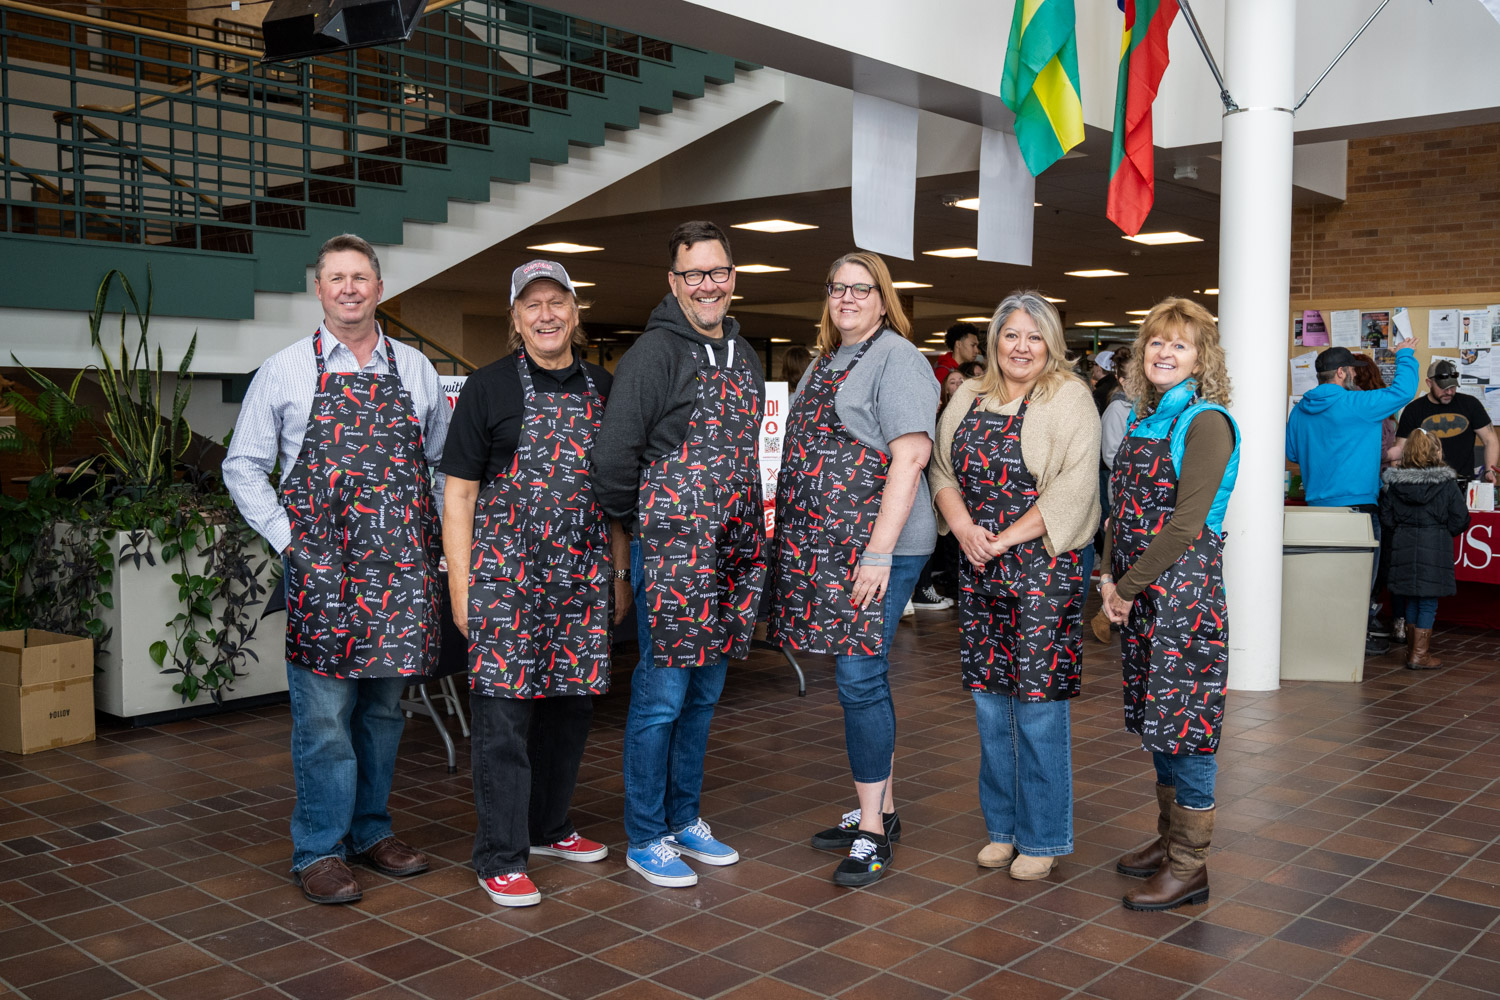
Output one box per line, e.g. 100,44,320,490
1065,269,1128,278
1075,320,1113,327
731,219,818,233
570,281,595,288
956,316,992,323
527,242,603,253
1122,231,1203,245
923,247,979,258
735,264,790,273
950,197,1041,209
892,281,932,289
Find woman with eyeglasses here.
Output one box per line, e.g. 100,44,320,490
928,291,1100,881
766,251,940,888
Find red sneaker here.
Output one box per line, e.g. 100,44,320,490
530,832,609,862
478,872,541,907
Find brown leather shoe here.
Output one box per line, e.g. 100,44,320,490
295,857,362,904
1117,784,1175,877
1123,803,1213,911
1090,608,1113,644
355,836,429,876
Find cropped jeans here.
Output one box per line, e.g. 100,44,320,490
835,553,925,783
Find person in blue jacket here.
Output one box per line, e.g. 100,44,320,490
1286,340,1417,652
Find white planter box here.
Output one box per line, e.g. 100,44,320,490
93,532,286,720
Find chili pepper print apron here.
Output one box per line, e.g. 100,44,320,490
952,396,1084,700
1109,409,1227,755
467,352,610,699
282,333,442,679
766,333,890,655
636,339,767,669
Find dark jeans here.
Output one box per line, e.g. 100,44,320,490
1352,504,1381,598
1397,596,1439,630
470,693,593,877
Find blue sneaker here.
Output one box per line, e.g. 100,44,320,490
669,817,740,866
626,839,698,887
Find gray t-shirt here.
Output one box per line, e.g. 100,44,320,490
794,328,940,556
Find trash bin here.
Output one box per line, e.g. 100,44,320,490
1280,506,1379,682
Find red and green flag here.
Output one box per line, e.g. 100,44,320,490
1107,0,1179,235
1001,0,1084,176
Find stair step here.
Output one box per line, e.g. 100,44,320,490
165,223,253,253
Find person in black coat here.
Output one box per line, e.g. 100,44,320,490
1379,428,1470,670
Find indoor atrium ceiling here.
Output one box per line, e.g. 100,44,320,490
416,132,1232,354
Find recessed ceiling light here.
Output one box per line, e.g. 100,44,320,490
923,247,979,258
770,337,792,343
1131,317,1147,323
956,316,992,323
1043,296,1066,303
1075,320,1113,327
570,281,595,288
892,281,932,289
1065,269,1128,278
949,197,1042,209
1126,309,1151,316
918,347,939,354
1123,231,1203,245
731,219,818,233
526,242,603,253
736,264,790,273
1205,288,1219,295
731,295,744,300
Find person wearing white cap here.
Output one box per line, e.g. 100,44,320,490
442,259,628,907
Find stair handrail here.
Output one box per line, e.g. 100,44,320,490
378,310,479,374
0,153,62,197
49,113,220,210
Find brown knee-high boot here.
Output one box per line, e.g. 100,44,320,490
1123,802,1213,910
1406,628,1442,670
1117,784,1174,877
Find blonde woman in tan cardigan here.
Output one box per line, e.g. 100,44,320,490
930,290,1100,881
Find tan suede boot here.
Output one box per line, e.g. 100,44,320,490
1406,628,1443,670
1116,784,1174,878
1090,608,1112,644
1123,803,1213,911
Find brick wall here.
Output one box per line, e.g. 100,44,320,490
1291,124,1500,302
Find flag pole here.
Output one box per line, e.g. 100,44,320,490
1293,0,1395,111
1174,0,1237,111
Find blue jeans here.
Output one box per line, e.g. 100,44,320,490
285,664,408,872
1152,752,1217,810
1398,596,1438,630
835,553,925,783
973,692,1073,856
623,540,729,848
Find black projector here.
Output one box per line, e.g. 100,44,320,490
262,0,429,62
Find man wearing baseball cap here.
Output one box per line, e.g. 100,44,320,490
1287,338,1418,654
441,259,628,907
1394,359,1498,481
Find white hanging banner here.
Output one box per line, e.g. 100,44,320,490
978,128,1035,267
851,93,918,260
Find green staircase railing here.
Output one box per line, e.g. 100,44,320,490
377,309,477,375
0,0,746,318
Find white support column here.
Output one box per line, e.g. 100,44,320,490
1219,0,1296,692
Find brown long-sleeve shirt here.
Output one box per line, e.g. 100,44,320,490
1101,410,1235,602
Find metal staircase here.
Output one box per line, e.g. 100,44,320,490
0,0,778,356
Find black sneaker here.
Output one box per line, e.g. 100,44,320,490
1365,632,1391,656
1367,616,1391,639
910,585,954,611
832,832,891,887
810,808,902,851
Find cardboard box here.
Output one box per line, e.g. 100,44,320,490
0,630,95,754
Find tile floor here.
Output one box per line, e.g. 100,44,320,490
3,609,1500,1000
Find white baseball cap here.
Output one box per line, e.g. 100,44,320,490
1094,349,1116,372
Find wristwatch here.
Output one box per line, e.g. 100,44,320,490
613,569,629,581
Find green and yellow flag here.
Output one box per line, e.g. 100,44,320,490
1001,0,1085,176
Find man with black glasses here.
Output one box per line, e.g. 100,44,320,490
593,220,767,889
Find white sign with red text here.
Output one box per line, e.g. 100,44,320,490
440,375,467,409
760,381,788,536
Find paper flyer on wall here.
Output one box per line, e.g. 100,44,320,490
1290,352,1318,397
1301,310,1329,346
1392,306,1415,343
1460,347,1491,385
1360,311,1390,350
1461,309,1490,348
1329,309,1361,348
1489,305,1500,344
1430,309,1459,348
1485,387,1500,425
1293,316,1303,347
1375,348,1397,384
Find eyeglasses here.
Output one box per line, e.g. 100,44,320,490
826,282,876,300
670,266,733,286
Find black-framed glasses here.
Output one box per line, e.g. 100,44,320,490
670,266,733,286
826,281,876,300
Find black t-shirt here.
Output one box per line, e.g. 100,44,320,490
441,350,613,483
1396,392,1491,477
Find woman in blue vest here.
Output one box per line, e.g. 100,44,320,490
1100,297,1240,911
